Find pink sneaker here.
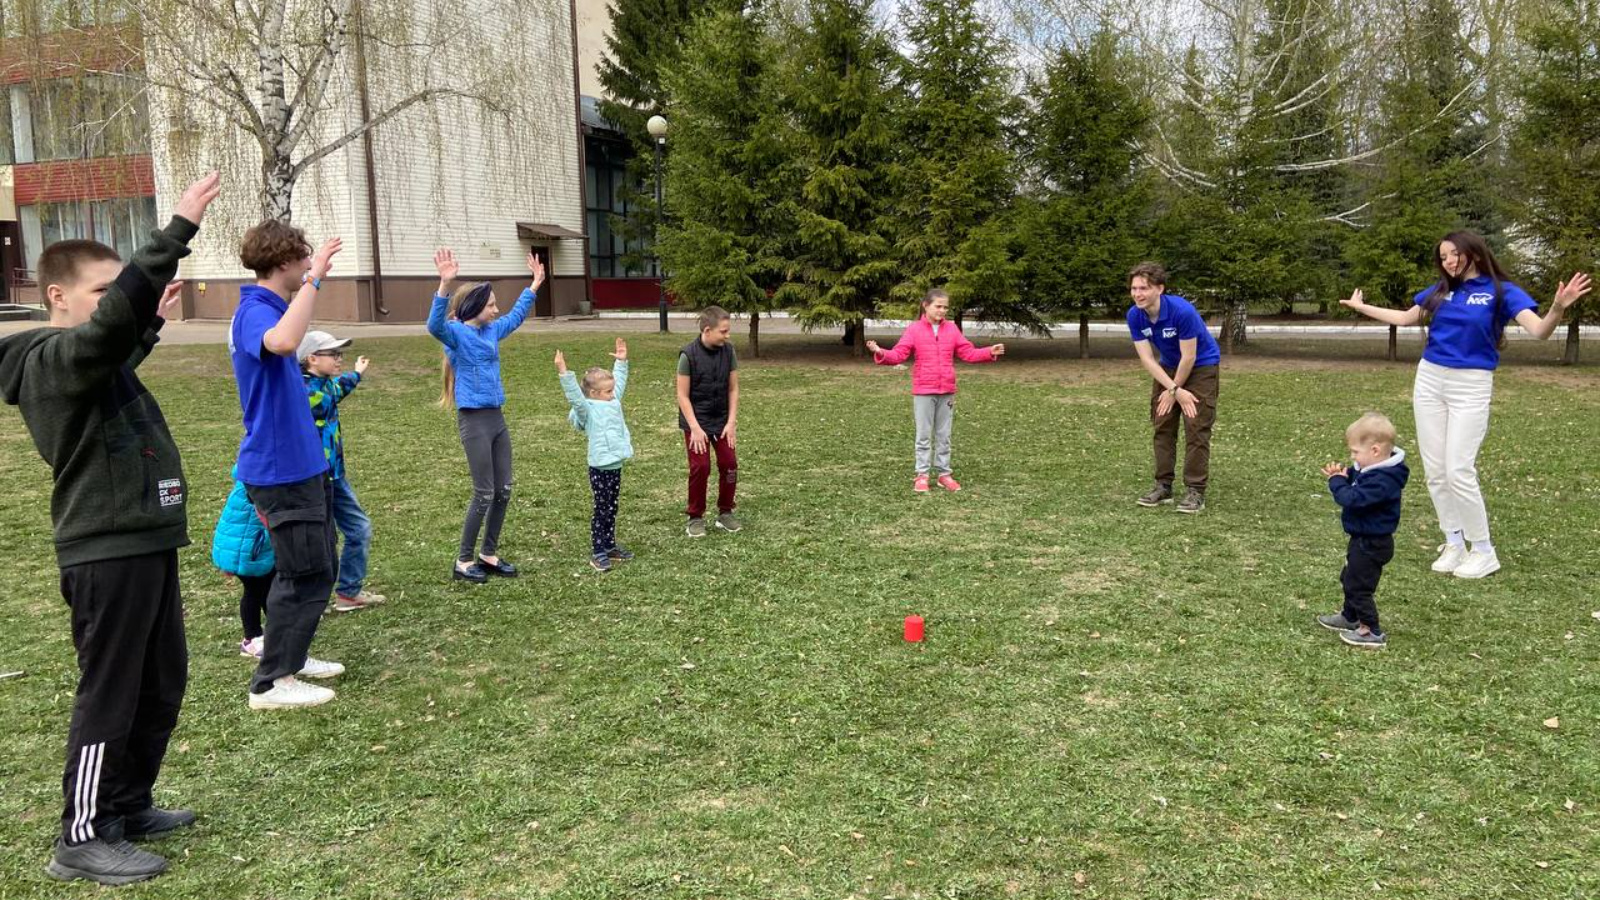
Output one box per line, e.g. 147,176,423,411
913,474,930,493
937,474,962,492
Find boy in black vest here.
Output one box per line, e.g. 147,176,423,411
676,306,741,537
0,173,220,885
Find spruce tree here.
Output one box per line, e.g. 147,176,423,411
888,0,1024,327
657,6,800,357
1510,0,1600,363
774,0,901,355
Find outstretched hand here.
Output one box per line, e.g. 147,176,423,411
554,349,567,374
611,337,628,361
991,343,1006,358
174,172,221,225
1339,288,1365,311
528,251,546,288
1554,273,1592,309
434,248,459,285
158,281,184,320
310,238,343,280
865,340,884,355
354,355,370,375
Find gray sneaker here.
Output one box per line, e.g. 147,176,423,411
590,553,613,573
1176,488,1206,514
1340,629,1388,649
1317,613,1359,632
47,837,167,885
123,807,196,842
1136,483,1173,507
686,517,708,538
715,513,743,533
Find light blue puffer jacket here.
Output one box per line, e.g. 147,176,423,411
561,359,633,469
210,476,274,577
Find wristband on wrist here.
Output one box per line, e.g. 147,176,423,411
303,273,322,290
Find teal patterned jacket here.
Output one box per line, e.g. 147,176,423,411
304,372,361,481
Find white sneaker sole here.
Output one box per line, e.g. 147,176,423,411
248,690,335,710
1453,562,1501,579
298,667,345,680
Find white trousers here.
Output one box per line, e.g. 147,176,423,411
1412,359,1495,542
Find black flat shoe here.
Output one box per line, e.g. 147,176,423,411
477,557,518,577
453,562,488,584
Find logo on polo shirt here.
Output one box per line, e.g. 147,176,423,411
1162,328,1178,339
1142,328,1153,337
1467,292,1493,306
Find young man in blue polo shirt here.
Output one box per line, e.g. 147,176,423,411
229,220,345,709
1126,262,1221,513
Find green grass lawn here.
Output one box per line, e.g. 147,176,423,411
1,331,1597,899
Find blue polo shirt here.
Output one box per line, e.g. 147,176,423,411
229,285,329,487
1127,293,1221,369
1413,276,1537,371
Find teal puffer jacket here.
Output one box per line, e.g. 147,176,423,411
210,478,274,577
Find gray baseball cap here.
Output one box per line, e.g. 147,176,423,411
297,330,352,361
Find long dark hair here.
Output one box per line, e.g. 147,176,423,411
1422,230,1510,314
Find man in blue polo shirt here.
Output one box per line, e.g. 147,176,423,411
229,220,346,710
1126,261,1221,513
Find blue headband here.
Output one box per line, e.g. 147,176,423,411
455,282,493,323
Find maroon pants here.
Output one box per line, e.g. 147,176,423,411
685,432,737,518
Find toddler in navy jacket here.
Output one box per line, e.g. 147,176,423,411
1318,412,1409,649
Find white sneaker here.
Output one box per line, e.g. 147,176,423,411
297,657,345,679
1453,548,1501,579
238,636,264,659
1431,543,1469,573
248,676,335,710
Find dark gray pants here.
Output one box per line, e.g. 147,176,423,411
458,407,513,561
246,474,337,693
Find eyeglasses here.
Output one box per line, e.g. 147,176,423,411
313,350,344,359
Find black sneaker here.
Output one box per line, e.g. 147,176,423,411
1136,483,1173,507
47,837,167,885
590,553,613,573
452,561,488,584
1176,488,1206,514
1340,629,1387,649
1317,613,1359,632
477,557,519,578
608,545,634,562
123,807,196,842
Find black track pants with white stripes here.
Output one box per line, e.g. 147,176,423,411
58,549,188,844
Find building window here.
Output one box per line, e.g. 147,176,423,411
20,196,157,274
26,74,150,163
584,134,656,278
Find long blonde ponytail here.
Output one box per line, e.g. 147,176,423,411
435,284,477,409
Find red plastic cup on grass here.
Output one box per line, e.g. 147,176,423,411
904,615,924,643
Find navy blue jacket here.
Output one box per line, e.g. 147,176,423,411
1328,448,1409,536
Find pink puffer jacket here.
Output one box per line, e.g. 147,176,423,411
873,316,996,394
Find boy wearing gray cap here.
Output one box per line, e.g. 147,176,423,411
299,331,386,612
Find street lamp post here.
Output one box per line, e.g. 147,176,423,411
647,114,669,333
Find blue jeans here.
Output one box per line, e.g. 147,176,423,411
330,477,372,597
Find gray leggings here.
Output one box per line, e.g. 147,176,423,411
457,407,513,561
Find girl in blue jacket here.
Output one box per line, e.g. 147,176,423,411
210,473,275,659
428,248,545,584
556,339,633,573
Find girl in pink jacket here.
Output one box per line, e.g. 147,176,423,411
867,289,1005,493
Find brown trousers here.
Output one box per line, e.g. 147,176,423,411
1150,364,1219,491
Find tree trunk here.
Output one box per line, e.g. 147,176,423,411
842,322,857,347
955,310,965,329
1387,324,1397,362
749,310,761,359
1220,305,1235,355
262,152,296,222
1078,312,1089,359
1229,299,1248,348
1564,318,1580,365
854,321,867,357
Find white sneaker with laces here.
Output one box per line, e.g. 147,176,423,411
297,656,345,679
1453,548,1501,579
248,676,335,710
1431,543,1469,573
239,636,264,659
356,590,387,605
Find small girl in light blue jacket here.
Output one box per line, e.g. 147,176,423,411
556,338,633,573
210,470,275,659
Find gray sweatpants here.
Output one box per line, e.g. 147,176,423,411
457,407,513,561
913,393,955,476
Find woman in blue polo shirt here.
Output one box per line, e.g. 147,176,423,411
1125,261,1222,514
1341,230,1590,579
428,247,545,584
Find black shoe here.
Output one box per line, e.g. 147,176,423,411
123,807,196,842
590,553,613,573
608,545,634,562
452,561,488,584
47,837,167,885
1316,613,1359,632
477,557,518,578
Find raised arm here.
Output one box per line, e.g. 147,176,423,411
610,338,630,401
1340,288,1426,327
492,251,547,341
127,282,185,370
263,237,342,356
1514,273,1590,340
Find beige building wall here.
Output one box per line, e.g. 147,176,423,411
575,0,615,99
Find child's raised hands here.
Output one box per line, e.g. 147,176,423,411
1321,462,1349,478
611,337,628,361
158,281,184,320
554,349,567,374
434,248,459,285
175,172,222,225
528,251,546,289
355,356,370,375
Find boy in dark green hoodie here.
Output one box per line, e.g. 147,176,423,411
0,172,220,886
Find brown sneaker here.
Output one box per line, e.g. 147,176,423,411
1136,483,1173,507
1176,488,1205,514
